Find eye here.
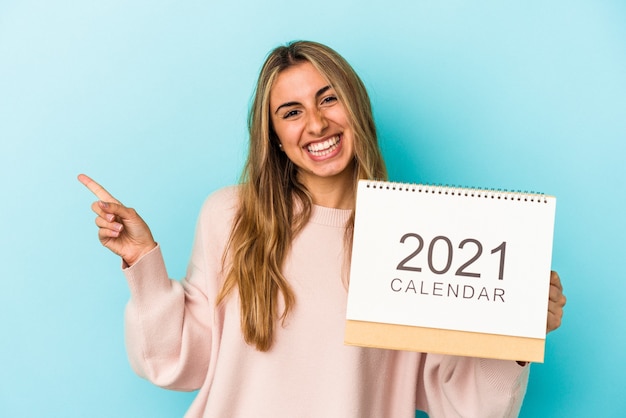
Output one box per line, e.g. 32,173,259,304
321,95,338,106
282,109,301,119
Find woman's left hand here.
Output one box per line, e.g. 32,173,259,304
546,271,566,334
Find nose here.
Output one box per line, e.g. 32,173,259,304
306,109,328,136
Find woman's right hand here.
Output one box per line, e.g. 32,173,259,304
78,174,157,266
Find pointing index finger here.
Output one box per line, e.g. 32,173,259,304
77,174,121,204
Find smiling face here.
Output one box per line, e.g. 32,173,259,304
269,62,356,196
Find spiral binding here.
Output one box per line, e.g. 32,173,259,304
363,180,549,203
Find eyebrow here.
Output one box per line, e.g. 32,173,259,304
273,85,333,115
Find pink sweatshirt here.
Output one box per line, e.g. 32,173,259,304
123,186,529,417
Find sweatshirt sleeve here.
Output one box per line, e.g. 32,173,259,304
122,188,237,392
416,354,530,418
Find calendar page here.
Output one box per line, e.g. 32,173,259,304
345,180,556,362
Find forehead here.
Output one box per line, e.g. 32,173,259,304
270,62,330,107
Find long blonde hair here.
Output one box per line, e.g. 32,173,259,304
216,41,387,351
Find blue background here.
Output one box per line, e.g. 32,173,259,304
1,1,624,417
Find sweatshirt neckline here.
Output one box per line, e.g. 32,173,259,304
310,205,352,227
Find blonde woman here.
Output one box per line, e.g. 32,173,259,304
79,41,565,417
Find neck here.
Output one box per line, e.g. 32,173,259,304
300,171,356,210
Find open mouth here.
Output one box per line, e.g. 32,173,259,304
306,135,341,157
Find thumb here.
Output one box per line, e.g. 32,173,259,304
97,200,138,222
94,200,149,237
97,200,151,235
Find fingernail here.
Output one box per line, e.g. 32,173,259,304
99,201,109,209
106,214,115,222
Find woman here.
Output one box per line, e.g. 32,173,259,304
79,41,566,417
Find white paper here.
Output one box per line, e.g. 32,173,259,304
346,181,556,340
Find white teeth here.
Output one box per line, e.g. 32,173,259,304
307,135,340,156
